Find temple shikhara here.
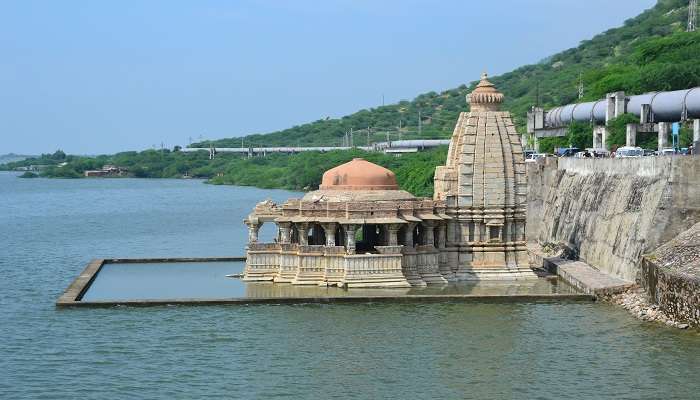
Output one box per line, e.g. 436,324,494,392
243,73,536,287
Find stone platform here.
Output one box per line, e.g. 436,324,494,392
56,257,593,307
541,257,634,296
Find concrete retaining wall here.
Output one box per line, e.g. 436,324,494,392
527,156,700,281
640,258,700,327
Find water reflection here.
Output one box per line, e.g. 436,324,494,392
82,261,578,301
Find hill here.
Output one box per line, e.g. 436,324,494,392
192,0,698,150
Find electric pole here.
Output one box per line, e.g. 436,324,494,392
689,0,697,32
578,72,584,100
418,110,422,136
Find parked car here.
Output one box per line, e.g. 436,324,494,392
525,153,547,163
643,149,656,156
657,148,677,156
616,146,644,158
555,147,580,157
586,148,610,158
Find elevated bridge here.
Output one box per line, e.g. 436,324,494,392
181,140,450,158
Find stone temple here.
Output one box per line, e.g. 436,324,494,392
434,73,536,280
243,73,536,287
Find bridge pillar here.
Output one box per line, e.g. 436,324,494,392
626,124,637,147
606,91,626,124
694,119,700,155
658,122,671,151
593,126,608,150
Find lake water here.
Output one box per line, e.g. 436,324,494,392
1,172,699,399
81,261,579,302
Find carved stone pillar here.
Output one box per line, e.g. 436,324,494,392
246,222,259,244
423,221,435,246
297,222,309,246
321,223,337,247
437,223,447,249
344,224,358,254
387,224,402,246
278,222,291,244
404,223,416,248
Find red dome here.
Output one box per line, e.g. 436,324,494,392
319,158,399,190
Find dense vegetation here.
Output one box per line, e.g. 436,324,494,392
4,1,698,195
2,147,446,197
208,148,447,197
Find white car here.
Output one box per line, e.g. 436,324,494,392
616,146,644,158
525,153,547,163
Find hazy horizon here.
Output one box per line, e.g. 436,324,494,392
1,0,655,155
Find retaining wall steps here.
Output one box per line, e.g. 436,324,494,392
543,257,634,296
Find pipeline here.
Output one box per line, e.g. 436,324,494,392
545,87,700,127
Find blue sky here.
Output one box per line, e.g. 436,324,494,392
1,0,656,154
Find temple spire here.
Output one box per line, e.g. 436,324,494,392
467,71,504,112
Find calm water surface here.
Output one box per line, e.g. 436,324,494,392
1,172,699,399
83,261,579,301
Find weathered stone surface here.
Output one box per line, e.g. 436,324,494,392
435,74,535,280
640,222,700,327
527,156,700,282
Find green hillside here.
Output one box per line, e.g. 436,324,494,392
193,0,698,150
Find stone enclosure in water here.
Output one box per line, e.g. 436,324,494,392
243,74,536,288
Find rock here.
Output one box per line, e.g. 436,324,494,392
677,323,689,330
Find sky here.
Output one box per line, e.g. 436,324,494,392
0,0,656,155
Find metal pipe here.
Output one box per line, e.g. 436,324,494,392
545,86,700,126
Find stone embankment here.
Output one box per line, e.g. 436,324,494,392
527,156,700,327
639,222,700,327
606,288,690,329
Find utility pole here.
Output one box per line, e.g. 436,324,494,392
578,72,584,100
398,120,402,142
418,110,422,136
367,126,370,146
689,0,697,32
350,128,354,147
382,94,385,107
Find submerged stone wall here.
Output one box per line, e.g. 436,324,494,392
527,156,700,282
